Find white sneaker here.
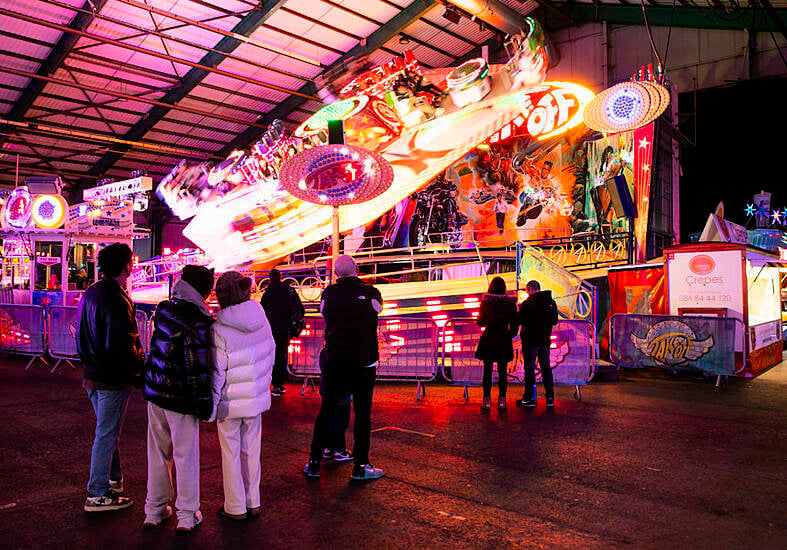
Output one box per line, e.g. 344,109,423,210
351,463,384,480
143,505,172,528
176,510,203,532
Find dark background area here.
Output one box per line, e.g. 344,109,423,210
678,76,787,241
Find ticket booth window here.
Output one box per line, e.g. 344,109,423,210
34,241,63,291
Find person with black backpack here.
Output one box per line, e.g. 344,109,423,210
515,279,559,409
260,268,305,397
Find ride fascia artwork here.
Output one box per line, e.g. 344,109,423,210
155,18,594,269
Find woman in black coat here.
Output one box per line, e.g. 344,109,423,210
474,276,518,410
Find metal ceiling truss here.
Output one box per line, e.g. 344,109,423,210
0,0,111,153
216,0,439,158
84,0,293,181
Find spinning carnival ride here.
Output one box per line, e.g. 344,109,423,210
156,19,593,270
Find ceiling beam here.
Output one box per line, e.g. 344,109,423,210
0,0,110,152
215,0,438,158
545,5,787,31
84,1,291,182
0,7,316,100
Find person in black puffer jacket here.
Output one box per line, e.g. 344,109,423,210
516,279,559,409
142,265,214,532
475,277,518,411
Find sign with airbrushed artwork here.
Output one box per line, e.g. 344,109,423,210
611,314,737,375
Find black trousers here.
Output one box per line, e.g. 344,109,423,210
319,374,352,452
272,332,290,388
482,360,508,397
523,346,554,400
331,399,352,451
495,212,505,230
310,366,376,465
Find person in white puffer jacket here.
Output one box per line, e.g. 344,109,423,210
210,271,275,520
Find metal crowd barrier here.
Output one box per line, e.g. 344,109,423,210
376,317,438,400
45,307,151,374
441,318,596,401
0,304,47,370
48,306,80,373
287,316,439,400
136,310,151,358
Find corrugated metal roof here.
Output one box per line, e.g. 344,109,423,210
0,0,715,186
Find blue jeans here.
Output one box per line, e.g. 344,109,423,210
86,388,132,497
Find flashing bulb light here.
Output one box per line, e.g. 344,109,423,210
347,192,355,199
298,180,307,190
318,194,328,202
340,147,349,156
605,89,642,124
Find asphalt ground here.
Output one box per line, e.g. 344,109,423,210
0,355,785,549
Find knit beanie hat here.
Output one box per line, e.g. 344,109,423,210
334,255,357,278
216,271,252,309
180,265,214,297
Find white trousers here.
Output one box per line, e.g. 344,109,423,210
216,414,262,516
145,402,200,522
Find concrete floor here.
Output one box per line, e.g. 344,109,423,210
0,355,785,549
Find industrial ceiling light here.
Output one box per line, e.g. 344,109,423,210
442,7,461,24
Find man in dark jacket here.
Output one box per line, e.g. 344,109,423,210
78,243,144,513
516,280,559,408
261,268,304,397
142,265,214,531
304,255,384,481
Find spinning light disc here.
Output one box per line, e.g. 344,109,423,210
583,81,670,133
279,145,393,206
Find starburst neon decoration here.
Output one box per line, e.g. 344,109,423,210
771,209,782,224
744,204,756,216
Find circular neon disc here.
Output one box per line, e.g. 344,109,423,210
446,58,489,90
279,145,394,206
583,81,670,133
294,96,369,138
2,188,33,229
31,194,68,229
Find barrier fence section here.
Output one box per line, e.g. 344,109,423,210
287,316,439,399
0,304,46,369
610,314,740,376
48,306,80,372
46,307,150,373
441,318,596,401
136,310,151,358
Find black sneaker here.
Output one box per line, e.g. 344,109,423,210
109,477,123,495
271,387,283,398
515,397,537,408
303,459,320,478
545,397,555,408
84,491,133,512
322,448,334,461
